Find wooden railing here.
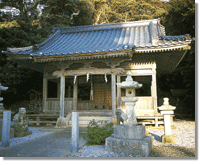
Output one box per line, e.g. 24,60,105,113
46,98,94,112
77,101,94,110
46,98,73,114
45,96,155,116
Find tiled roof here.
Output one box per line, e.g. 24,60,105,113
4,18,192,60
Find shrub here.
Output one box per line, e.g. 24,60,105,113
82,119,114,145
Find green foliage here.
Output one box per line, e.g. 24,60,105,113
163,0,195,37
1,0,40,31
84,0,168,24
0,25,51,95
12,123,32,137
158,0,195,118
82,120,114,145
41,0,93,27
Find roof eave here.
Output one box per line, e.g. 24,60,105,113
133,45,191,53
6,54,33,60
33,51,133,62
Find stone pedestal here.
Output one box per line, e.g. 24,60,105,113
105,125,152,156
121,97,138,126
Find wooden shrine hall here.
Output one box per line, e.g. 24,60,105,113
4,18,192,126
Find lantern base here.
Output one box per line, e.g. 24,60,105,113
161,135,177,143
105,125,152,156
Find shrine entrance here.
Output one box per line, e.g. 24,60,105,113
77,75,112,110
93,75,111,110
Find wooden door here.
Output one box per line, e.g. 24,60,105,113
93,82,111,109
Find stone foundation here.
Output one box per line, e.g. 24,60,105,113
105,125,152,156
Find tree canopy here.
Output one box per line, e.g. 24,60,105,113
160,0,195,117
163,0,195,37
83,0,168,24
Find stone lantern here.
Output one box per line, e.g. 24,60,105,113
105,71,152,156
0,83,8,111
158,97,176,143
116,71,142,126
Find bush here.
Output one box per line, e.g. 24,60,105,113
12,123,32,137
82,120,114,145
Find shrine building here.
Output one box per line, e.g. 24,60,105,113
4,18,192,126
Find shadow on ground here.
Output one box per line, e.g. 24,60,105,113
149,132,162,142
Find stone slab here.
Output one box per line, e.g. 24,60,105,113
114,125,145,139
105,136,152,157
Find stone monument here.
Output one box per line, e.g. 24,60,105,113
105,71,152,156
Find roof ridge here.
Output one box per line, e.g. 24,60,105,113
52,19,160,33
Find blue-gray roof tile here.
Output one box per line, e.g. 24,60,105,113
4,19,192,57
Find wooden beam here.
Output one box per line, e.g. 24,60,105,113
53,67,125,77
60,76,65,117
121,69,152,76
121,62,156,70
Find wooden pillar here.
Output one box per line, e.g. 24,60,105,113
152,63,158,126
111,74,116,117
60,76,65,117
152,63,157,112
43,72,48,113
73,77,78,111
117,75,121,107
90,77,94,101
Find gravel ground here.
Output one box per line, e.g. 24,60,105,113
68,119,196,158
0,127,54,150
